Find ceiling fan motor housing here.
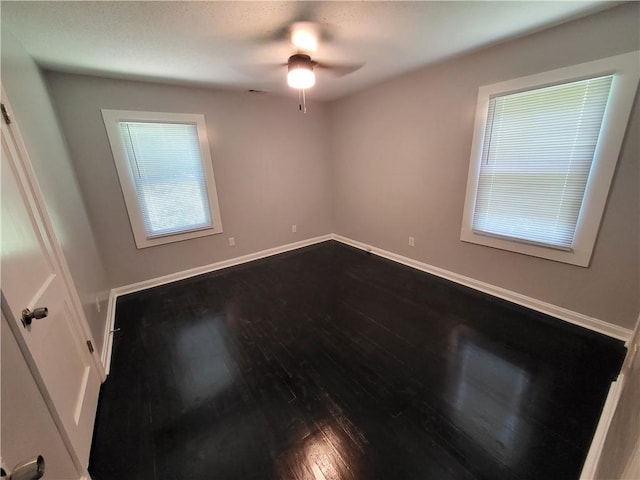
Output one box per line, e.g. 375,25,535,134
288,54,314,72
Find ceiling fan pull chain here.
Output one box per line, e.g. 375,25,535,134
297,88,307,113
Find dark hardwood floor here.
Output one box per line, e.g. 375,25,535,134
89,241,626,480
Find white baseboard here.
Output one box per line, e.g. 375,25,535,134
101,234,332,374
580,374,626,480
332,234,633,342
112,234,332,298
101,232,632,375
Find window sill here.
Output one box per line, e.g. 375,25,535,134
460,227,590,267
135,224,223,249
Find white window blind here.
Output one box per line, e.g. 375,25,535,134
119,121,212,238
472,75,613,250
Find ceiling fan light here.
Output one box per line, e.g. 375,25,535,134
291,28,318,52
287,67,315,89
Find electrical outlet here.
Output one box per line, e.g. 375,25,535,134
409,236,415,247
95,296,101,313
228,237,235,246
292,225,297,233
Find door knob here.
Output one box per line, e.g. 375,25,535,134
9,455,44,480
20,307,48,328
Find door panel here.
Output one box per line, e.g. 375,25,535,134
1,313,79,479
1,106,99,468
1,140,53,307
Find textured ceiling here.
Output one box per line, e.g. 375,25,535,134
1,1,619,101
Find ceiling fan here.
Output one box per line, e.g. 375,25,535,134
244,21,364,112
286,22,363,86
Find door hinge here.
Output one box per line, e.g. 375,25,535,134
87,340,94,354
1,104,11,125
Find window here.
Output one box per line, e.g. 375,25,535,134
461,52,639,266
102,110,223,248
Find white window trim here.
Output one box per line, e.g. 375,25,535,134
102,110,223,249
461,51,639,267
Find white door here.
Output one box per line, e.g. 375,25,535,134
1,312,79,478
0,98,100,472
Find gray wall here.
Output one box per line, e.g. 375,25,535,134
44,73,333,287
1,30,112,354
328,3,640,330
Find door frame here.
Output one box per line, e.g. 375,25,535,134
1,87,104,477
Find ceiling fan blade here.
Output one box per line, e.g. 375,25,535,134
314,61,364,77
